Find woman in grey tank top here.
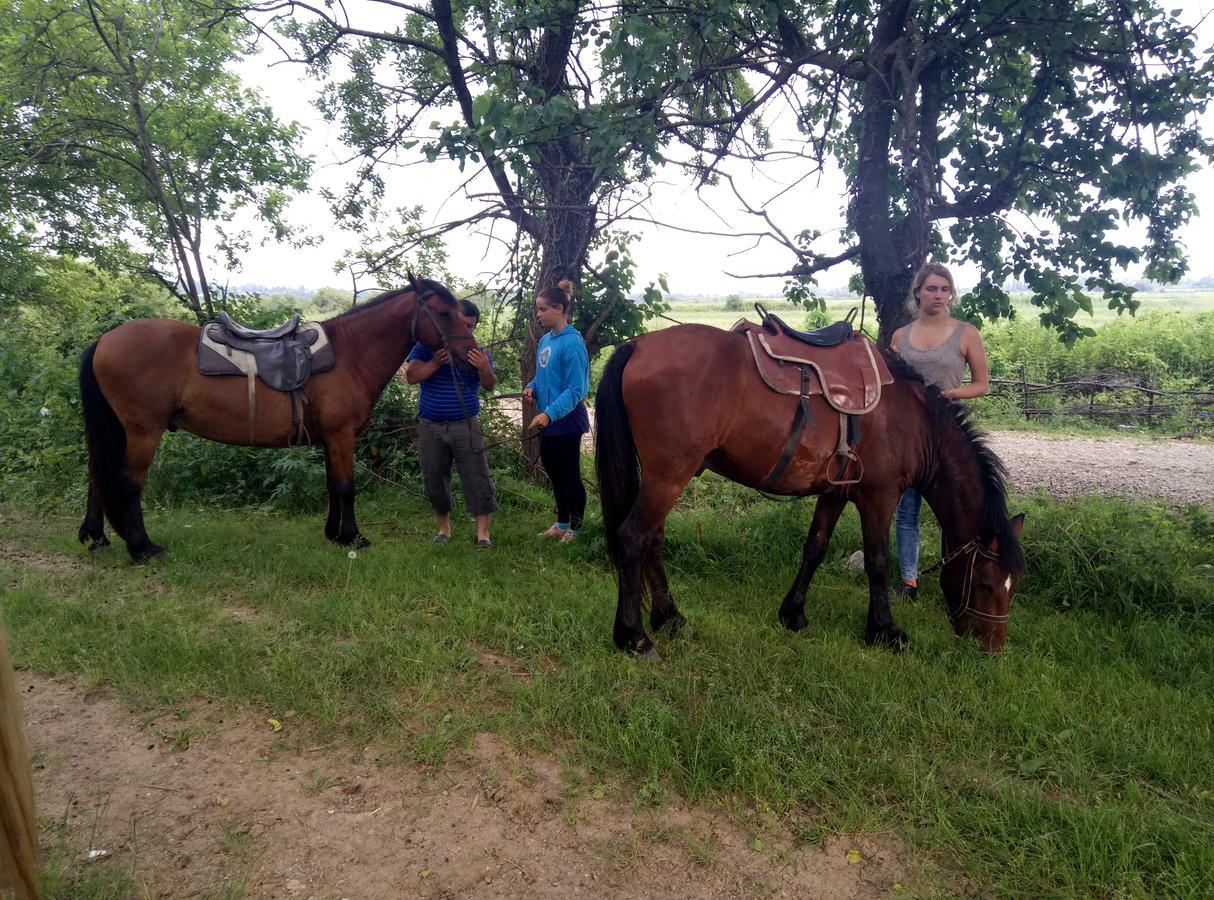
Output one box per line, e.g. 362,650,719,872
888,263,990,599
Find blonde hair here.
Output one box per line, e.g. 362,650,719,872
0,624,39,900
906,262,958,319
536,279,574,314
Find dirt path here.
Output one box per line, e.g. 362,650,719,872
986,431,1214,507
20,674,908,899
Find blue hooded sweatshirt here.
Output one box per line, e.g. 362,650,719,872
527,325,590,436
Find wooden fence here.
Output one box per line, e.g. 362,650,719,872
988,366,1214,424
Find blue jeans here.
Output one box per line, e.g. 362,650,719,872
895,489,922,583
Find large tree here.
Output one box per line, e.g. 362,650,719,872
0,0,311,321
749,1,1213,344
243,0,807,453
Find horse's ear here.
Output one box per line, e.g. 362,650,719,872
1010,513,1025,536
407,270,420,293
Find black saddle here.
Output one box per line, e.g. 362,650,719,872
755,304,856,347
203,313,324,393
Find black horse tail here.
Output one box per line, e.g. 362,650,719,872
79,342,130,539
595,341,639,566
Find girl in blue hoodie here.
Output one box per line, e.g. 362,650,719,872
524,279,590,543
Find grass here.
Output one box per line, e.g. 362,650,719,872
4,473,1213,897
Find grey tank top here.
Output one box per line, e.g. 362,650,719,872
896,322,967,391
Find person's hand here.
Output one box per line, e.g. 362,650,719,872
468,347,491,372
433,347,451,366
529,412,551,430
523,386,535,404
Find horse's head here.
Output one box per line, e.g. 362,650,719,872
409,275,477,364
939,513,1025,653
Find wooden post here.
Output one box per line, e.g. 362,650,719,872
1021,363,1029,419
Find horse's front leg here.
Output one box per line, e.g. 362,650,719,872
855,491,908,650
778,493,846,633
323,433,370,548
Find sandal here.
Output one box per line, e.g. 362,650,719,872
558,530,577,544
537,524,567,538
432,533,451,544
475,538,492,549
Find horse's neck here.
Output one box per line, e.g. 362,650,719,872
331,293,416,389
921,428,983,543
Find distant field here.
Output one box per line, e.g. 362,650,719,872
658,290,1214,332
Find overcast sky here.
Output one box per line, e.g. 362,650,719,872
228,3,1214,298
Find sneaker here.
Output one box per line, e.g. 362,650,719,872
892,581,918,600
558,530,577,544
475,538,492,549
538,524,567,538
432,533,451,544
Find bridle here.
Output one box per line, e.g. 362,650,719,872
919,537,1010,624
409,287,472,354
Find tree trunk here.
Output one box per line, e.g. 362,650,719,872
851,0,920,348
519,198,595,472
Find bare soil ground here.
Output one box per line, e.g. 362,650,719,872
21,673,908,899
986,431,1214,507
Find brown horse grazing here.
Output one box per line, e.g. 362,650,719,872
79,277,475,560
0,624,39,900
595,325,1025,657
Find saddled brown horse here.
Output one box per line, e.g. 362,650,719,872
595,324,1025,657
79,277,475,560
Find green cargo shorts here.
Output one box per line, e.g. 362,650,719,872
416,417,498,516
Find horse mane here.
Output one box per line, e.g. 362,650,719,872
323,278,461,325
880,347,1025,575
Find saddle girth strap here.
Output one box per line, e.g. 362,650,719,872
247,372,257,444
828,412,863,486
289,390,311,446
758,364,816,492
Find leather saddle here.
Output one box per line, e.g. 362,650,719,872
197,312,337,443
733,305,892,414
732,305,893,488
199,311,335,393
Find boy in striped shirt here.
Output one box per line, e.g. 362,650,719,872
404,300,498,547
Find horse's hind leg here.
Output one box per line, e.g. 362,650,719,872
855,492,908,650
78,469,111,553
615,481,684,657
118,430,166,562
646,527,687,637
779,493,846,633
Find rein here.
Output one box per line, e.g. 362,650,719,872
920,538,1009,624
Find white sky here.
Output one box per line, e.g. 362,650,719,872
227,3,1214,298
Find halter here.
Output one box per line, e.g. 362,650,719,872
919,537,1010,624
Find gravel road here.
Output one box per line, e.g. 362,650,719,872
986,431,1214,507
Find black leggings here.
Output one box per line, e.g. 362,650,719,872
539,433,586,531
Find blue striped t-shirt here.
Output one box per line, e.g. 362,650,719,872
406,343,490,421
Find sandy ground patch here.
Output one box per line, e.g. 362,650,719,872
20,674,910,899
986,431,1214,507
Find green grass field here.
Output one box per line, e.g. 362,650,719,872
4,474,1212,897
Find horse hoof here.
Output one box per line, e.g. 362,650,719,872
656,612,690,638
779,610,809,632
88,537,112,555
131,542,166,564
640,645,662,661
866,625,910,652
